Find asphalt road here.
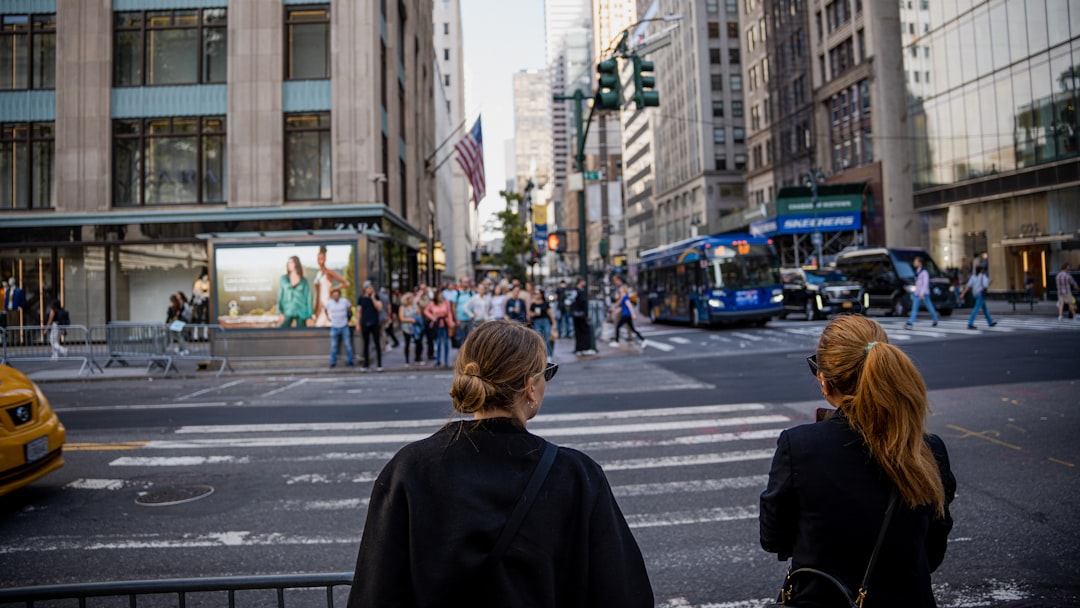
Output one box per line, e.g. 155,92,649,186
1,322,1078,607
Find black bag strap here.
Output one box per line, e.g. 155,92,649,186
488,441,558,563
855,487,900,606
782,487,900,608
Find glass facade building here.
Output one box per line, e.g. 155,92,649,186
905,0,1080,296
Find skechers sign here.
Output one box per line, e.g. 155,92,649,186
750,212,862,237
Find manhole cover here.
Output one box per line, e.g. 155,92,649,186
135,485,214,507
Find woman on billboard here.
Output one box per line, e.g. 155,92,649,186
313,246,351,328
278,255,314,328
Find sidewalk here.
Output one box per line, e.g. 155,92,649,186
9,298,1068,383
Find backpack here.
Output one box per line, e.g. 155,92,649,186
57,309,71,326
180,302,194,323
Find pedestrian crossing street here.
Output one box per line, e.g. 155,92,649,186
638,316,1080,353
8,403,1033,607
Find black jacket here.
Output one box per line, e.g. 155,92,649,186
759,413,956,608
348,417,653,608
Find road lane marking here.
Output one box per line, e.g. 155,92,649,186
1048,457,1074,468
729,332,763,341
612,475,768,497
109,456,250,466
602,449,775,471
277,498,369,510
260,377,310,398
175,403,772,434
945,424,1022,451
643,339,675,351
572,428,783,450
176,379,247,401
283,472,379,484
65,442,148,451
65,479,129,490
669,336,692,344
0,532,362,554
625,504,758,528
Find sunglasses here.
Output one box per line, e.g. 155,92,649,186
540,362,559,382
807,354,820,376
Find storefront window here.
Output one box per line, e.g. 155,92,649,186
113,9,227,87
0,122,54,209
113,116,227,206
285,112,332,200
286,6,330,80
0,14,55,90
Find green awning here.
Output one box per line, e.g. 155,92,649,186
776,183,866,216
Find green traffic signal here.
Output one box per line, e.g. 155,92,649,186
632,55,659,109
596,58,621,111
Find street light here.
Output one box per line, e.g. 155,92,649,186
804,169,825,268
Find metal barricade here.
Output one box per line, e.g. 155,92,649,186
0,325,101,376
90,323,232,377
0,572,354,607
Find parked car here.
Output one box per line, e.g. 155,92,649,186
834,247,955,316
0,365,66,497
779,267,867,320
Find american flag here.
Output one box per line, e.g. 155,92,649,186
454,117,486,206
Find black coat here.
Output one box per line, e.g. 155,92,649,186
759,413,956,608
348,417,653,608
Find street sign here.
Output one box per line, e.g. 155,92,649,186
584,171,600,181
811,232,823,246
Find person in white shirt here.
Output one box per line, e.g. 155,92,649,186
323,287,354,367
489,284,507,321
464,281,492,324
959,265,996,329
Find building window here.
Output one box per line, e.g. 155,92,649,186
732,100,744,118
715,155,727,170
731,74,742,91
443,22,449,35
711,74,724,91
114,9,227,87
750,105,760,129
0,14,55,90
708,22,719,38
710,48,722,64
285,5,330,80
734,153,747,170
713,101,724,117
443,48,449,60
444,74,450,86
733,127,745,143
285,112,331,201
0,122,54,209
728,22,739,38
112,116,226,206
726,0,738,13
713,128,726,144
729,48,740,65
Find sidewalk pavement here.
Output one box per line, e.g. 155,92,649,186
8,297,1069,383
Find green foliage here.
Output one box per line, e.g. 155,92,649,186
496,190,530,283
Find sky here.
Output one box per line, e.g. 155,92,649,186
459,0,547,235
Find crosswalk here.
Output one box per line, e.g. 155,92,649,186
3,403,1035,607
639,316,1080,352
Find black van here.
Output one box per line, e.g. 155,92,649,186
833,247,955,317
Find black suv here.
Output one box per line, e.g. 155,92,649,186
779,268,866,320
834,247,955,316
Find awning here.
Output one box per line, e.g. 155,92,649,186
775,182,867,216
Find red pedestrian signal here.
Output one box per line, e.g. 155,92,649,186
547,231,567,253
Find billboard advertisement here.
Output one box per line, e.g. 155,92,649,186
214,243,356,329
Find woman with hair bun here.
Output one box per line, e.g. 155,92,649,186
760,315,956,608
348,319,653,608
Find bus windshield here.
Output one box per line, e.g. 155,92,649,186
709,245,781,290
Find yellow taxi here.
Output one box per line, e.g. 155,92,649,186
0,364,66,496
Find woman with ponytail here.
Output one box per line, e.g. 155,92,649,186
348,319,652,608
760,315,956,607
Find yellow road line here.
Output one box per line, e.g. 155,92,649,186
1048,458,1075,468
945,424,1022,451
65,442,147,451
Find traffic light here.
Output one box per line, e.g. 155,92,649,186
547,230,567,253
596,58,621,110
632,54,659,109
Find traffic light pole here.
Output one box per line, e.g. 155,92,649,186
553,88,597,351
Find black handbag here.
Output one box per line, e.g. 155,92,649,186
766,488,899,608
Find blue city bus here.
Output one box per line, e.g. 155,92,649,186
636,234,783,326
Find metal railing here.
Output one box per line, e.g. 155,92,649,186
0,572,354,607
0,323,232,378
0,325,102,376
